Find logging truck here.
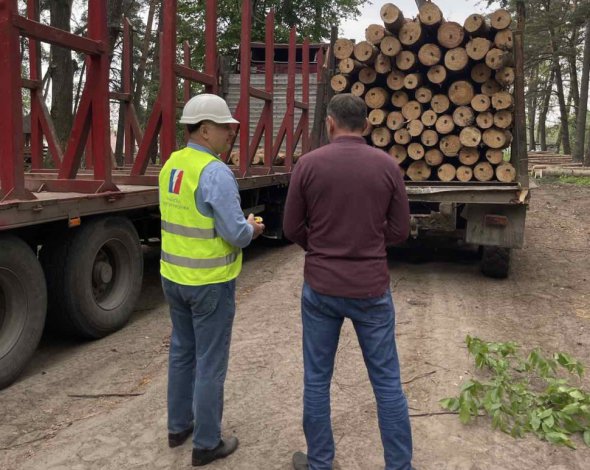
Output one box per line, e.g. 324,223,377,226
321,1,529,279
0,0,313,389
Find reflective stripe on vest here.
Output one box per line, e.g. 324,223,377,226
161,250,239,269
161,220,216,239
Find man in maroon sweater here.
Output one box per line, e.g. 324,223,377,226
284,94,413,470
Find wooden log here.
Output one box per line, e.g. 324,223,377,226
453,106,475,127
371,127,392,147
496,162,516,182
418,43,442,67
476,111,494,129
387,111,405,130
338,58,365,74
407,119,424,137
485,48,512,70
365,24,391,45
354,41,379,64
464,14,489,38
368,108,387,126
427,65,447,85
445,47,469,72
402,100,422,120
431,94,450,114
471,63,492,84
407,160,431,181
437,21,465,49
485,148,504,164
437,163,457,181
399,21,425,48
493,109,513,129
421,109,438,127
389,144,408,164
440,135,461,156
466,38,492,61
330,74,350,93
435,114,455,134
386,69,405,90
351,81,366,97
391,90,409,108
459,147,479,165
418,2,443,28
415,86,433,104
380,3,405,33
374,53,393,74
365,87,389,109
495,66,515,87
403,73,422,90
396,50,417,71
474,161,494,181
408,142,425,160
362,123,373,137
456,165,474,181
482,127,510,148
425,148,444,166
490,9,512,31
230,150,240,166
449,80,475,106
421,129,439,147
494,29,513,50
491,90,514,110
394,128,411,145
471,94,491,112
460,126,482,147
359,67,378,85
334,38,355,60
380,36,402,57
481,79,502,96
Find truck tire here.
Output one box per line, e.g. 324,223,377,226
0,235,47,389
41,216,143,339
480,246,510,279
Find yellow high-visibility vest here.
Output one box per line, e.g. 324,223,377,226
159,146,242,285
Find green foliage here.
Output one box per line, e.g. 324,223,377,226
557,176,590,186
441,336,590,449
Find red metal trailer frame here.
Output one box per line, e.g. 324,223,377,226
0,0,315,231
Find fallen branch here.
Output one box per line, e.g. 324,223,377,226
67,393,144,399
402,370,436,384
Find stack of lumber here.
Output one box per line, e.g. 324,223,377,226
331,2,517,182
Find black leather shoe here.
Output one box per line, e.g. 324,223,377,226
192,437,239,466
168,427,193,448
292,451,309,470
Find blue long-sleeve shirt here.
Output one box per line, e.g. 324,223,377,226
187,142,254,249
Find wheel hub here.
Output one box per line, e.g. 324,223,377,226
94,261,113,284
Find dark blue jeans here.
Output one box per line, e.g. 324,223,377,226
162,277,236,450
301,282,413,470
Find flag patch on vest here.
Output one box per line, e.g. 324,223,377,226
169,169,184,194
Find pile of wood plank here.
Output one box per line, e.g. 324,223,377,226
331,2,517,182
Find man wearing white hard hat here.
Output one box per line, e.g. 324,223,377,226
159,93,264,466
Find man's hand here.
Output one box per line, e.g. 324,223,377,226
247,213,265,239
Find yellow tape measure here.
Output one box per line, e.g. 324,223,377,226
254,216,263,223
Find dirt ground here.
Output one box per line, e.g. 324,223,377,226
1,180,589,470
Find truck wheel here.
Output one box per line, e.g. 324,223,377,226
480,246,510,279
41,217,143,339
0,236,47,389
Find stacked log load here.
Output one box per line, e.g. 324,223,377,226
331,2,517,182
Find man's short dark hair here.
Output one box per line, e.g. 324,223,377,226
187,122,201,134
327,94,367,132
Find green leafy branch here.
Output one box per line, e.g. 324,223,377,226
440,336,590,449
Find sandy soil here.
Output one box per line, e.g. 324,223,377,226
0,181,589,470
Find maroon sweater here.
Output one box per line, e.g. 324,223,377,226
283,135,410,298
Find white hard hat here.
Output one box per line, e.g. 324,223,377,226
179,93,239,125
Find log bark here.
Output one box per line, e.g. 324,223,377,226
463,14,489,38
380,3,405,33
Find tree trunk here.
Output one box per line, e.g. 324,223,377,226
49,0,74,149
550,28,571,154
134,0,158,122
527,64,539,151
538,68,555,151
574,19,590,162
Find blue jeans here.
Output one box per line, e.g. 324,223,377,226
162,277,236,450
301,282,413,470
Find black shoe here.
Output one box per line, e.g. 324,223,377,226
192,437,239,466
168,427,193,448
292,451,309,470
